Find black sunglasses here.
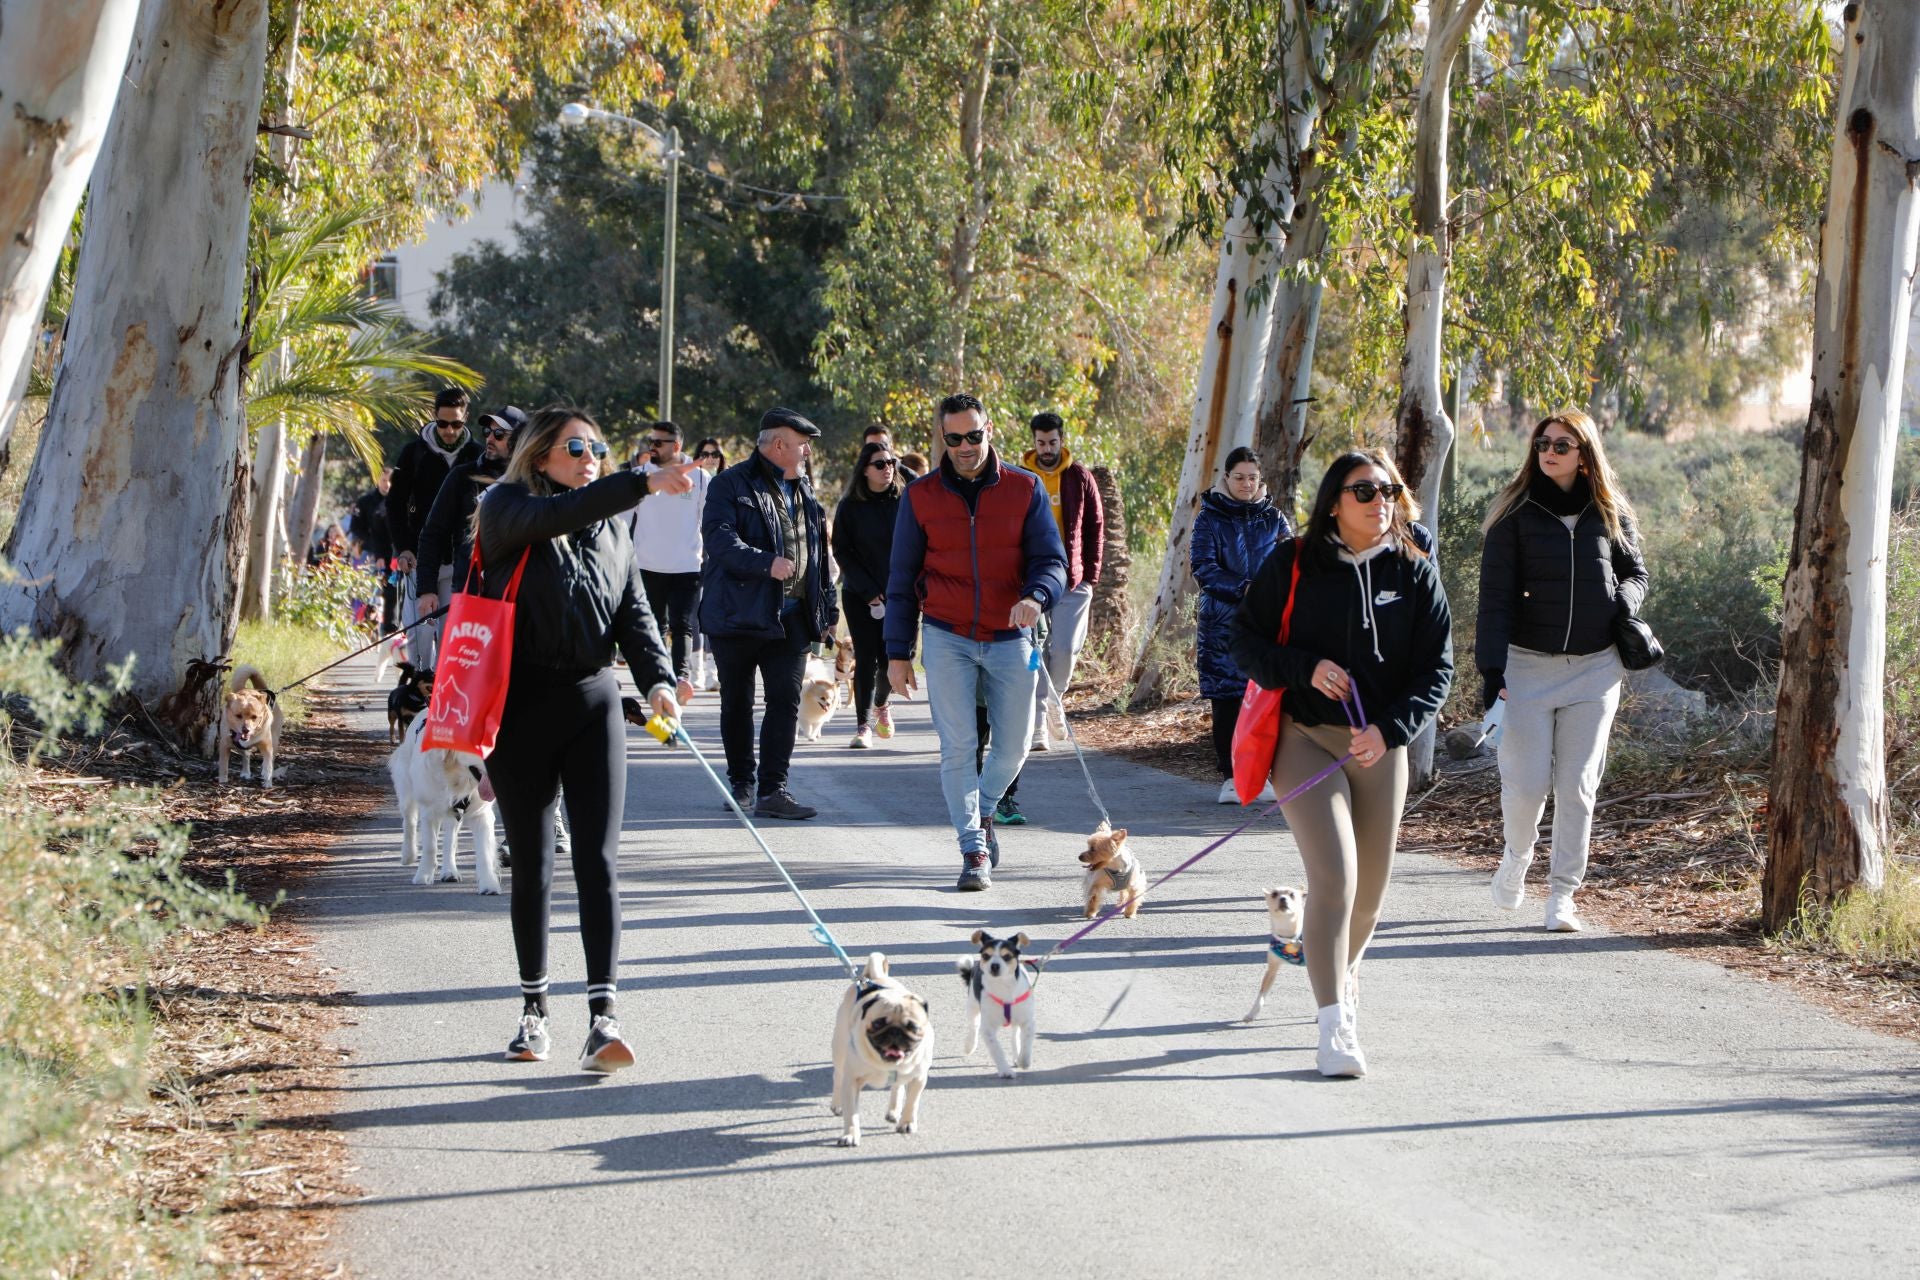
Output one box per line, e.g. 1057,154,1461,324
484,426,514,441
1533,437,1579,456
1341,481,1404,504
942,429,986,447
648,437,677,448
695,450,721,460
556,438,610,459
869,457,897,469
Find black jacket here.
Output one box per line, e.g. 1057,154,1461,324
473,470,673,693
416,455,505,596
831,488,902,603
350,490,392,561
1475,474,1649,702
387,426,482,556
1228,537,1454,749
699,451,838,642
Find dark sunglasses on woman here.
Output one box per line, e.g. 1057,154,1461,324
869,457,897,470
558,438,610,459
1341,481,1404,504
942,429,985,447
1533,437,1579,456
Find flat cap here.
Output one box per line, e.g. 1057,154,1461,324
759,406,820,438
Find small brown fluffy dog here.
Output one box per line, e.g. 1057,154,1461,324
218,664,284,788
1077,822,1144,919
798,656,842,741
833,635,856,700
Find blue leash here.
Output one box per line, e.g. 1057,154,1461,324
656,715,860,981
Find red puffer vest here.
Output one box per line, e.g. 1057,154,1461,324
904,459,1048,641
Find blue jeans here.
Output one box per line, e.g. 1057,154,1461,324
921,625,1038,854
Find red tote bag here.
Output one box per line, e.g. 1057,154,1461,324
1229,539,1302,805
420,541,530,758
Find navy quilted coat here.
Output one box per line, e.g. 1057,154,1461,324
1191,488,1289,699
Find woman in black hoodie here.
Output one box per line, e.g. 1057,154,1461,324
831,440,904,747
474,406,696,1074
1476,409,1647,935
1230,450,1453,1078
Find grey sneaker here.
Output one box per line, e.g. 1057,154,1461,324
956,852,991,892
754,788,818,821
506,1012,550,1062
722,782,754,813
579,1015,635,1074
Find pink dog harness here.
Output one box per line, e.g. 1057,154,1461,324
989,989,1032,1026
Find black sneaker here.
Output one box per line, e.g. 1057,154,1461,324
994,794,1027,825
983,807,1000,868
754,788,818,821
579,1014,635,1074
722,782,754,812
956,852,991,892
506,1012,550,1061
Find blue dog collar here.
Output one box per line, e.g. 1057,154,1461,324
1269,934,1305,966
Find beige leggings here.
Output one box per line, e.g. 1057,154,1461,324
1271,718,1409,1008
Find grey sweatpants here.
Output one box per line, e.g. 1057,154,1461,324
1497,645,1624,894
1271,718,1409,1008
1034,582,1094,711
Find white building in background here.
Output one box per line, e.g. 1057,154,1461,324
370,180,526,330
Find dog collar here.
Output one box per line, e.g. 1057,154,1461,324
988,989,1032,1026
1269,934,1306,966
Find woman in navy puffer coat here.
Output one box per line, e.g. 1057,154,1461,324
1192,447,1289,802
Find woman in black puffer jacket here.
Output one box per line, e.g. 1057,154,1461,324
475,406,696,1074
1476,408,1648,935
1191,446,1288,803
831,440,903,747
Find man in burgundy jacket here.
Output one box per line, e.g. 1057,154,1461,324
886,394,1068,891
1022,411,1105,752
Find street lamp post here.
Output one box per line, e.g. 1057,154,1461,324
559,102,683,421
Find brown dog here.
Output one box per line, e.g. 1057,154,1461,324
833,635,856,700
1077,822,1144,919
217,664,284,788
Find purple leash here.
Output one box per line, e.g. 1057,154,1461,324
1033,683,1369,974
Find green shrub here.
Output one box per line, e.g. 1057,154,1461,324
0,630,261,1278
231,618,349,727
277,556,383,649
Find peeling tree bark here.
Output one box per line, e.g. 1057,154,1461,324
0,0,271,702
0,0,141,466
1087,464,1131,657
1393,0,1484,785
1764,0,1920,929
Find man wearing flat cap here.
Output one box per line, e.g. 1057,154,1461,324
699,407,839,820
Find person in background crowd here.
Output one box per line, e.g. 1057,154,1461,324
308,522,349,567
1477,409,1647,934
886,393,1066,892
688,438,727,689
898,450,929,481
474,406,695,1073
1230,450,1452,1078
1193,446,1287,804
1021,411,1104,754
700,408,839,820
630,420,711,689
349,468,396,632
831,440,903,748
416,406,527,617
387,387,480,669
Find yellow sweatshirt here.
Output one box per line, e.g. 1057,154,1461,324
1023,446,1070,539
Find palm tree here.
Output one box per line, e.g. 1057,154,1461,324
240,205,480,620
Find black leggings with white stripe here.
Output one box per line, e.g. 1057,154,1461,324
487,666,626,1021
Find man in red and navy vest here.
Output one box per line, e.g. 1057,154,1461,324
886,393,1068,892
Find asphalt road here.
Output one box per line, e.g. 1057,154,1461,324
299,658,1920,1279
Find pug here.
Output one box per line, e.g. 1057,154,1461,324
1242,886,1307,1022
830,952,934,1148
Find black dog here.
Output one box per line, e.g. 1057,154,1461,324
387,664,433,745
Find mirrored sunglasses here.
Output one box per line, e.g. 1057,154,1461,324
557,438,609,459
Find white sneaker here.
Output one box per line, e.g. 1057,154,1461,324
1031,719,1051,752
1490,848,1531,910
1217,778,1239,804
1045,699,1069,741
1255,780,1278,803
1545,891,1583,932
1316,1003,1366,1078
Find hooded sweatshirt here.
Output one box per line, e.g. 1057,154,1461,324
387,422,482,556
1020,445,1104,590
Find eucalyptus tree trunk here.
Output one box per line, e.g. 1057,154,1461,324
1393,0,1485,785
0,0,271,702
1086,464,1132,658
0,0,142,466
1764,0,1920,929
288,431,329,565
1127,10,1324,706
